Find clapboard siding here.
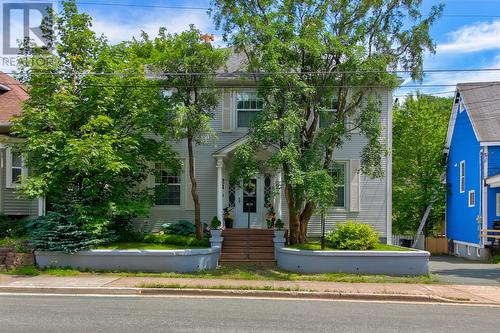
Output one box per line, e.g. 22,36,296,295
0,149,39,216
142,88,391,238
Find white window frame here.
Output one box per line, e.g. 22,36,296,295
319,96,339,129
154,163,182,207
5,147,28,189
496,193,500,216
476,247,481,258
454,242,459,255
459,160,465,193
468,190,475,207
466,245,471,256
235,90,263,129
329,161,348,210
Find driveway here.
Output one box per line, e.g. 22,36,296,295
430,255,500,285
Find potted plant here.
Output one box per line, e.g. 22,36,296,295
210,216,222,238
274,218,286,238
223,207,233,228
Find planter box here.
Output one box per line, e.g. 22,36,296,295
276,247,430,276
35,248,219,273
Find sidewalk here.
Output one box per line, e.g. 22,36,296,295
1,274,499,305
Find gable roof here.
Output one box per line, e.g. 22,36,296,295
0,72,28,125
457,82,500,142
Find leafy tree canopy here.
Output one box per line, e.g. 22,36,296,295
392,94,451,235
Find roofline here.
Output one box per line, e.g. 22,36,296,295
480,141,500,147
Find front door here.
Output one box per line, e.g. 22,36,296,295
234,178,263,228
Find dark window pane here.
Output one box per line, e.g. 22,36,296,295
12,168,22,183
238,111,259,127
12,153,22,168
335,186,345,207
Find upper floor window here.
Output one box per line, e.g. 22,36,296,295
319,95,339,128
236,91,263,128
329,162,346,208
6,147,28,188
154,163,181,206
468,190,475,207
460,160,465,193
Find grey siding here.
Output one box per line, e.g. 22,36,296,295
141,88,391,238
0,148,39,216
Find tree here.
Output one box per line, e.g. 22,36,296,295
392,94,451,235
132,26,228,239
211,0,443,244
13,1,175,246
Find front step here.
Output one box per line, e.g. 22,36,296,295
220,229,276,266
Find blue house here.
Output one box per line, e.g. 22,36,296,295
445,82,500,260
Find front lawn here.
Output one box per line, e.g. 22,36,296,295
98,242,209,250
287,241,413,251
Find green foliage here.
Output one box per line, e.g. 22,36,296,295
210,216,221,229
13,1,177,247
211,0,443,243
142,233,210,248
275,219,284,230
0,216,29,238
326,222,379,250
132,25,229,239
26,210,113,253
392,94,451,235
162,220,196,236
6,265,40,276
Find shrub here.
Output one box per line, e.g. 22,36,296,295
26,211,113,253
162,220,196,236
275,218,284,230
0,215,29,238
210,216,221,229
326,222,379,250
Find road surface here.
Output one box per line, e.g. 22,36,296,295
0,294,498,332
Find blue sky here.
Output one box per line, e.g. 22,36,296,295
2,0,500,97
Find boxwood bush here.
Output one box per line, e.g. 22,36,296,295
326,221,379,250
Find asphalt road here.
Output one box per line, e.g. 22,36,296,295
0,294,498,332
430,255,500,285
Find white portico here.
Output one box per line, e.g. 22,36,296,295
213,136,282,228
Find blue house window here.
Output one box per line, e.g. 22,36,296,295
460,161,465,193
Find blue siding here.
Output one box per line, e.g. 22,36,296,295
446,106,481,244
488,146,500,177
487,146,500,229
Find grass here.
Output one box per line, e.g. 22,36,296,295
138,282,304,292
491,254,500,264
4,265,40,276
28,264,438,284
97,242,209,250
287,241,413,251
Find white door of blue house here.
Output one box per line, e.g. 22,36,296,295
234,177,264,228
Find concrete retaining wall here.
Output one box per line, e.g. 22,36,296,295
35,248,219,273
276,248,430,276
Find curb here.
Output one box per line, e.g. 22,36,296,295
1,286,498,306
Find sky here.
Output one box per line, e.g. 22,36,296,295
1,0,500,98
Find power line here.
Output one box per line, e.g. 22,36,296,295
3,67,500,77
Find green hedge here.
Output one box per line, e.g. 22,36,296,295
326,222,379,250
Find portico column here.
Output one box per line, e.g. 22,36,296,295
216,157,224,225
276,170,282,219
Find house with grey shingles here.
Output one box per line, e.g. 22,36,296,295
138,51,394,250
0,72,43,217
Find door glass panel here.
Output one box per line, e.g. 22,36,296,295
242,179,257,213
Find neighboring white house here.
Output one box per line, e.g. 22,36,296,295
139,52,394,244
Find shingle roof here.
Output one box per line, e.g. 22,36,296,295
457,82,500,142
0,72,28,125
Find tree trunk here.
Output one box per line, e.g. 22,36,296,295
187,136,202,239
299,202,315,243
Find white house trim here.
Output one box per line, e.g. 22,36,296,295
5,147,28,189
386,88,393,244
486,174,500,188
480,141,500,147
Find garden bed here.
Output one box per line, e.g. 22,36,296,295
35,247,219,273
276,246,430,276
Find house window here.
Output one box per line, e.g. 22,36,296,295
459,161,465,193
466,245,471,256
329,162,346,208
6,148,28,188
476,247,481,257
496,193,500,216
468,190,475,207
319,95,339,128
236,91,263,128
154,163,181,206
